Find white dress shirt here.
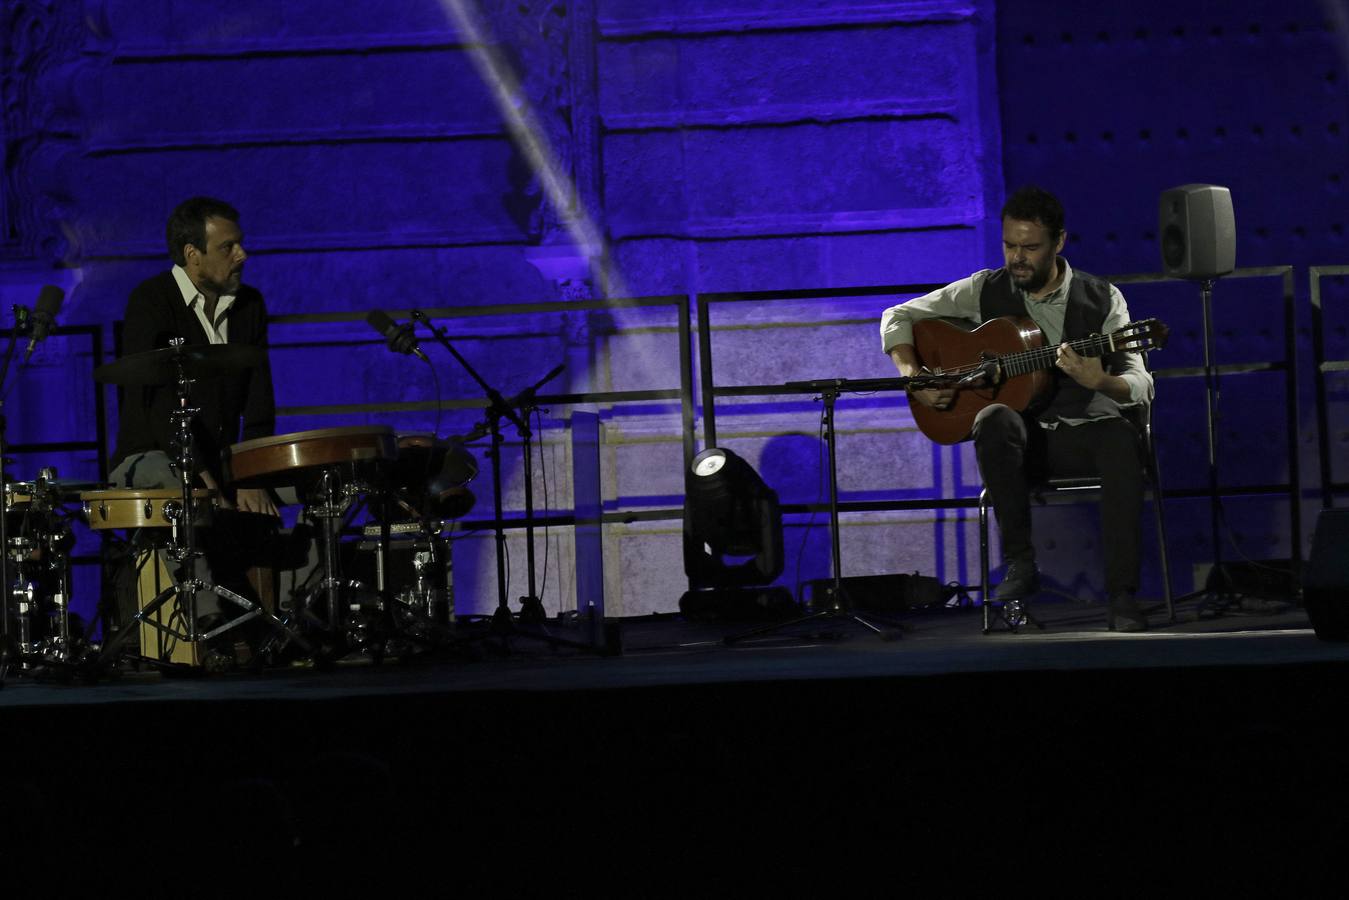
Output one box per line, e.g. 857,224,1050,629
171,264,235,344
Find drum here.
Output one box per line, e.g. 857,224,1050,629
4,481,36,510
80,488,215,530
8,478,105,512
383,433,477,521
223,426,398,489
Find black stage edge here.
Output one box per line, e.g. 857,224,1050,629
3,601,1347,896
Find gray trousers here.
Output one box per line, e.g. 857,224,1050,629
108,452,318,627
108,451,225,619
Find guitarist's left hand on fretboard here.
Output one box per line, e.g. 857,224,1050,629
1053,342,1105,388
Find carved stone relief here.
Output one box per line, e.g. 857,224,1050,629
0,0,89,263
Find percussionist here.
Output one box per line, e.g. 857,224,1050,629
110,196,277,515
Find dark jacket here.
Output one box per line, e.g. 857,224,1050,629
978,266,1127,422
111,270,275,480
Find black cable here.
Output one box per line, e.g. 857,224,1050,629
426,353,443,443
535,407,550,603
423,355,443,497
1214,497,1292,577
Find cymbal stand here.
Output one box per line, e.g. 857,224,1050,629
16,470,79,670
0,304,30,685
726,378,939,645
99,340,311,669
409,311,611,654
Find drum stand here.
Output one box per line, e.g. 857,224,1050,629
353,516,465,657
283,457,433,661
300,465,373,649
98,343,311,670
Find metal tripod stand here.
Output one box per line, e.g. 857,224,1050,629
1172,279,1287,617
408,310,616,655
725,379,923,644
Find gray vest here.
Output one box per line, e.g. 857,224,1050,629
978,266,1126,422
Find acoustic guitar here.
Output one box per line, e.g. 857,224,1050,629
909,316,1169,444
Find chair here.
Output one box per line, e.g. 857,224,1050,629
978,400,1175,633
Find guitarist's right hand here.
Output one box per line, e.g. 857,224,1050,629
909,384,957,410
889,344,957,410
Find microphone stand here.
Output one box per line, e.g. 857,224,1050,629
410,311,589,648
725,372,957,645
407,310,520,621
507,363,566,625
0,305,31,685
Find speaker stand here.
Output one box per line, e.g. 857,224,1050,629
1176,279,1285,617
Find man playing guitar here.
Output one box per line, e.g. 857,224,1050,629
880,186,1154,631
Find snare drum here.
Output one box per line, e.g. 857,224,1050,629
81,488,215,530
223,426,398,489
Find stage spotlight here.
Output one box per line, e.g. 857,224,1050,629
680,447,793,621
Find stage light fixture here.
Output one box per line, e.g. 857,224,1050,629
680,447,793,621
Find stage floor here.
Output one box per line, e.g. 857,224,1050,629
0,593,1338,706
3,596,1345,895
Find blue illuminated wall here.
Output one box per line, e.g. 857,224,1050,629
996,2,1349,591
0,1,1344,617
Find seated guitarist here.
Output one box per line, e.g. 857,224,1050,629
880,186,1155,631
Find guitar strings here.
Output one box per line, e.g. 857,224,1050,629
929,327,1144,379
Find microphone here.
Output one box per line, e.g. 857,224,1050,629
24,285,64,363
957,357,1001,387
366,309,429,363
510,363,566,407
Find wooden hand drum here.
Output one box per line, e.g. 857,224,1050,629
223,426,398,490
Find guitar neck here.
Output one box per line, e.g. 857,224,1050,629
1001,331,1124,378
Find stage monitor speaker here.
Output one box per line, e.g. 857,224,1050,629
1159,184,1235,279
1303,508,1349,641
806,572,951,613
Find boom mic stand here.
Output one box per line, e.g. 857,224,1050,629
502,365,565,625
409,311,612,654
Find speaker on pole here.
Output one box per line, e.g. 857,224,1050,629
1159,184,1236,279
1303,508,1349,641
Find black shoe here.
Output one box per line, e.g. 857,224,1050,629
993,560,1040,603
1108,592,1148,633
200,646,237,674
195,613,238,672
1003,597,1031,630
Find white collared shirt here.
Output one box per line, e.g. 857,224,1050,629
171,264,235,344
